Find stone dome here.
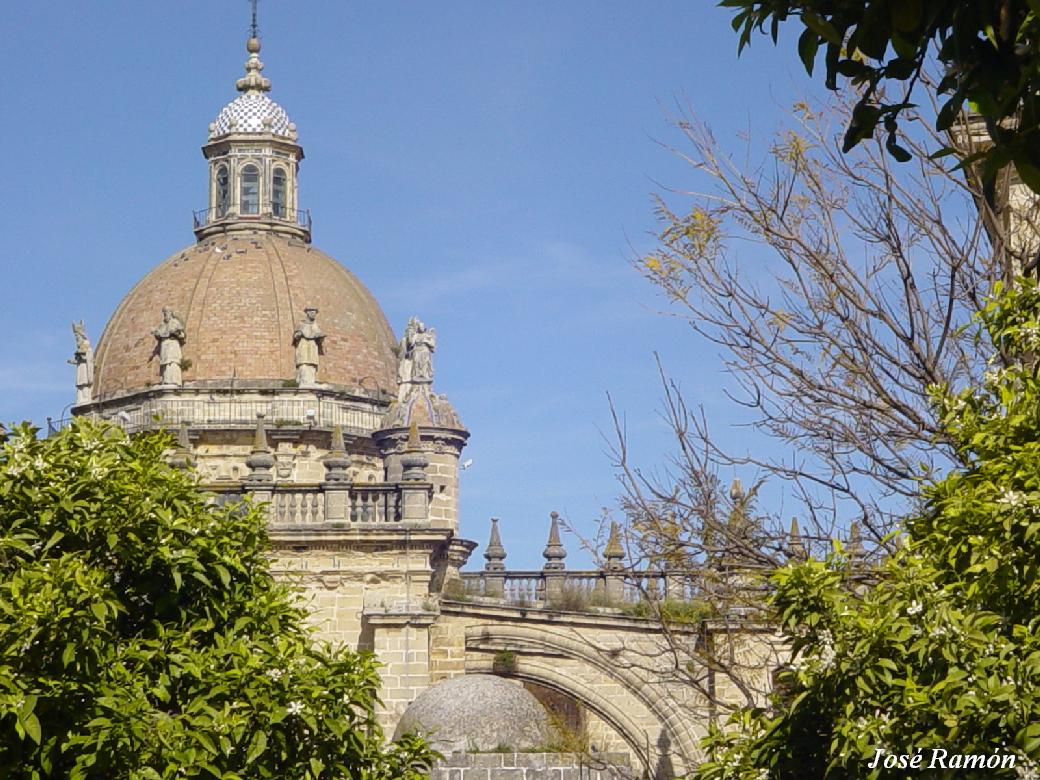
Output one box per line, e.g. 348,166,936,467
383,385,464,430
393,674,554,753
209,93,296,140
92,232,398,399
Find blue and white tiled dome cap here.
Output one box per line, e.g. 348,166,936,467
210,93,296,139
208,37,298,142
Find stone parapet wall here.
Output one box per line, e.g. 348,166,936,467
431,752,632,780
78,388,389,436
426,450,460,529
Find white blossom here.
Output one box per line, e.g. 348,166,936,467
997,488,1026,508
1016,758,1040,780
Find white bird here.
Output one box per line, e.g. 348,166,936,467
460,459,473,471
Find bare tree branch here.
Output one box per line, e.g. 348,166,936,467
633,95,1036,543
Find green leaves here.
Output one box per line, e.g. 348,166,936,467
15,696,41,746
800,11,842,46
842,102,882,153
694,279,1040,777
0,420,433,779
722,0,1040,189
244,731,267,765
797,28,820,75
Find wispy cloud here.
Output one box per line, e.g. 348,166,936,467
381,261,513,306
383,240,628,307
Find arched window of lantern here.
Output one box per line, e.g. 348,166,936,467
215,165,230,218
240,164,260,216
272,167,287,218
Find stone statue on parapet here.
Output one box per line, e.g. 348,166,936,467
153,307,186,387
397,318,416,394
69,321,95,404
292,306,325,387
397,316,436,400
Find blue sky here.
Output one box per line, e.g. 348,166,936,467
0,2,816,569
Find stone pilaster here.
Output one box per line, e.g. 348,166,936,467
166,422,195,470
321,425,351,524
542,511,567,570
363,609,438,731
787,517,808,561
602,520,626,603
400,423,432,523
847,521,866,561
542,511,568,602
243,413,274,503
483,517,507,597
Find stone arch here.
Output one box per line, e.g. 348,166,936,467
464,623,702,776
468,654,653,770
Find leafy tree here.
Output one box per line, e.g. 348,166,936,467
692,278,1040,778
722,0,1040,192
0,420,432,779
594,92,1028,731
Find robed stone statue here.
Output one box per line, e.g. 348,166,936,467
397,316,436,400
153,307,186,386
292,306,325,386
69,321,94,404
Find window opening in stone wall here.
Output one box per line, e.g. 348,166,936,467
272,167,286,217
216,165,229,218
241,164,260,215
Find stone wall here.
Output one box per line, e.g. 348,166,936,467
190,427,385,486
272,546,432,644
425,448,460,529
430,752,633,780
268,548,788,775
383,444,461,531
432,603,708,776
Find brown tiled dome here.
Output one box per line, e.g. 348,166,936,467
93,232,397,398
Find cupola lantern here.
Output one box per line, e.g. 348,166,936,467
193,36,310,242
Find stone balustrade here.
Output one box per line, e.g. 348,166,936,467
458,512,865,614
273,487,325,524
503,573,544,603
75,391,387,434
207,480,422,527
459,569,707,608
348,484,402,524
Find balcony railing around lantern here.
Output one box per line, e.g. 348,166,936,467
192,206,311,231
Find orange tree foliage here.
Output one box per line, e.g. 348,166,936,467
724,0,1040,189
694,280,1040,778
0,421,432,779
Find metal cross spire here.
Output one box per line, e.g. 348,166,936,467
249,0,259,38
